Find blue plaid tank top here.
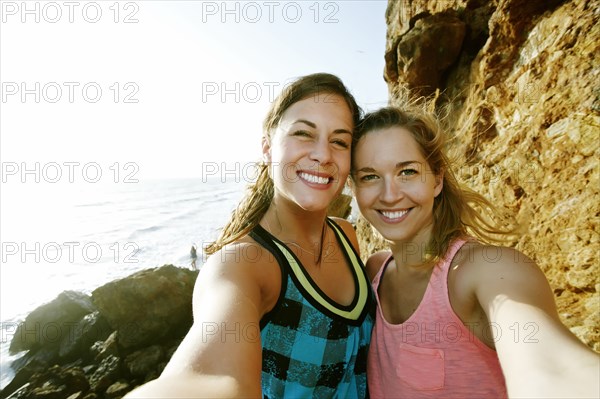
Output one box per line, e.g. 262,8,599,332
250,218,374,399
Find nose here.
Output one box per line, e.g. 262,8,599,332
380,177,403,204
309,137,332,165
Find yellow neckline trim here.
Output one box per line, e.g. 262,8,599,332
273,221,368,320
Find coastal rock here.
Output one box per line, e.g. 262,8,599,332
9,291,95,354
91,265,198,349
89,355,121,393
124,345,164,377
362,0,600,351
16,365,89,399
90,331,119,362
1,265,199,399
10,345,59,374
59,312,112,362
105,381,131,398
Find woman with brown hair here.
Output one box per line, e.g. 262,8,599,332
127,73,374,398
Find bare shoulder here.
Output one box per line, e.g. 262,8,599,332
454,241,539,278
196,237,281,318
330,216,356,237
365,251,391,282
455,241,560,319
330,217,360,249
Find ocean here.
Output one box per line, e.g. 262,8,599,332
0,177,247,389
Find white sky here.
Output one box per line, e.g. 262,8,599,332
0,0,389,180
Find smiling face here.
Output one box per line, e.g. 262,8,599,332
352,126,443,246
263,93,354,213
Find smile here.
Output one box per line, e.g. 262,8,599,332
298,171,332,185
378,209,410,222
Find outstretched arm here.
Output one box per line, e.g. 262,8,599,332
471,245,599,398
125,243,268,398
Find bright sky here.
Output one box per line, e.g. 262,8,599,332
1,0,389,180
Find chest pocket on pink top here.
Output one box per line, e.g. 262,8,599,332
395,343,445,391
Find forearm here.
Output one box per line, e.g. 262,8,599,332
505,354,599,399
125,373,262,399
491,303,599,398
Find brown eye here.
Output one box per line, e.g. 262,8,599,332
293,130,312,138
332,139,350,149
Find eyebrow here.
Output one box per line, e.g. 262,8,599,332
395,161,421,168
292,119,352,135
355,161,421,173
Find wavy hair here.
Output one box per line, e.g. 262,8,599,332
351,106,517,264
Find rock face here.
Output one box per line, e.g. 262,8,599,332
9,291,96,354
1,265,198,399
92,265,196,350
358,0,599,351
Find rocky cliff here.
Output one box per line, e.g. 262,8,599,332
357,0,599,351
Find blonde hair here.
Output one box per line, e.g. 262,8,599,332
351,106,517,264
205,73,362,255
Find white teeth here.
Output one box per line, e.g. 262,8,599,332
381,210,408,219
299,172,330,185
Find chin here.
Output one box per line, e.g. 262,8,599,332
371,225,412,244
294,195,333,212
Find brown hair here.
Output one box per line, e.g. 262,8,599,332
351,106,517,264
205,73,362,255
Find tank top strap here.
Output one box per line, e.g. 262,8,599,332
371,253,393,293
437,237,469,276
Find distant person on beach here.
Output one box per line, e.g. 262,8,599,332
350,106,600,398
126,73,374,398
189,244,197,270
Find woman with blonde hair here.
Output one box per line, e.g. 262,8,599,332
351,106,599,398
127,73,374,398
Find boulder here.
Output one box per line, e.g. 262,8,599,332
124,345,164,377
59,312,112,362
91,265,197,349
88,355,121,393
105,381,131,398
9,291,95,354
90,331,119,362
4,365,90,399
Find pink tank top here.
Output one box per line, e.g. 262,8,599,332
367,238,507,398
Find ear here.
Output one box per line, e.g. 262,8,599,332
434,169,444,198
262,136,271,163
